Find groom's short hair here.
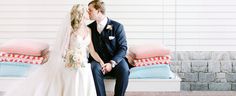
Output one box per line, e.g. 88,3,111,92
88,0,106,15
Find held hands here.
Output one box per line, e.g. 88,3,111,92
98,60,107,75
101,63,112,75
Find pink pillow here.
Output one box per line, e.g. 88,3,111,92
126,50,136,66
129,43,171,59
133,55,171,67
0,39,49,56
0,56,48,65
0,52,49,64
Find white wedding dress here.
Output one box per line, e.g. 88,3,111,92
62,32,97,96
5,24,97,96
68,31,97,96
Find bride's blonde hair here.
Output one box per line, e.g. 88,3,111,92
70,4,84,32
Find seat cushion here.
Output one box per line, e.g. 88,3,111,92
129,64,173,79
0,62,40,77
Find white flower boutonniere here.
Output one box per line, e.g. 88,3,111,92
106,25,113,30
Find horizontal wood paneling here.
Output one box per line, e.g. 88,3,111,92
1,0,235,51
0,0,175,51
176,0,236,51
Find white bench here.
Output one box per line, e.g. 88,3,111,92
105,73,181,92
0,74,181,93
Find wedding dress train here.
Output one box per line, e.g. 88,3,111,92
5,25,97,96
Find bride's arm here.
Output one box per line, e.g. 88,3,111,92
87,28,104,66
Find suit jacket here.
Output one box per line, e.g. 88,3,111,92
88,18,127,63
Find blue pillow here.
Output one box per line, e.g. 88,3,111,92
129,64,172,79
0,62,40,77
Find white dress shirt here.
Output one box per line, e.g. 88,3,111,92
97,17,108,33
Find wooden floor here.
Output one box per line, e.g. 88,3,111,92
1,91,236,96
107,91,236,96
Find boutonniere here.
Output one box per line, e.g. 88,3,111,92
106,25,113,30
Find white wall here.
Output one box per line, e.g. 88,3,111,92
105,0,175,50
0,0,76,47
0,0,236,51
0,0,171,48
176,0,236,51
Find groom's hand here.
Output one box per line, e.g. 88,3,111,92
102,63,112,74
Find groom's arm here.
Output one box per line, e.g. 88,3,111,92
111,24,128,64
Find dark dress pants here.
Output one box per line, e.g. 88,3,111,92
90,58,129,96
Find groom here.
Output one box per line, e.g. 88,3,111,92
87,0,129,96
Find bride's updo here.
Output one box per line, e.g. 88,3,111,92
70,4,84,32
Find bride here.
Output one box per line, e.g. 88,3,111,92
5,4,103,96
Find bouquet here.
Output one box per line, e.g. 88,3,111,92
65,48,84,68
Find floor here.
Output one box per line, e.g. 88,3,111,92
107,91,236,96
1,91,236,96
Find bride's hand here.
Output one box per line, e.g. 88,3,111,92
101,64,106,74
99,60,105,66
99,61,105,74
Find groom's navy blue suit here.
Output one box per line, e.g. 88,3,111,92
88,18,129,96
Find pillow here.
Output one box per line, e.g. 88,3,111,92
129,43,171,59
0,62,40,77
129,64,173,79
126,49,135,66
0,39,49,56
133,55,171,67
0,52,48,64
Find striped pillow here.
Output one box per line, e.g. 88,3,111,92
0,52,48,64
133,55,171,67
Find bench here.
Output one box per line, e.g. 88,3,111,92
105,73,181,92
0,75,181,93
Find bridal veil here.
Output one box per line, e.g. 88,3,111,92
5,7,73,96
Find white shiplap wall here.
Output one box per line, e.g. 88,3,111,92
105,0,175,50
0,0,174,49
1,0,235,51
176,0,236,51
0,0,77,48
0,0,175,50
